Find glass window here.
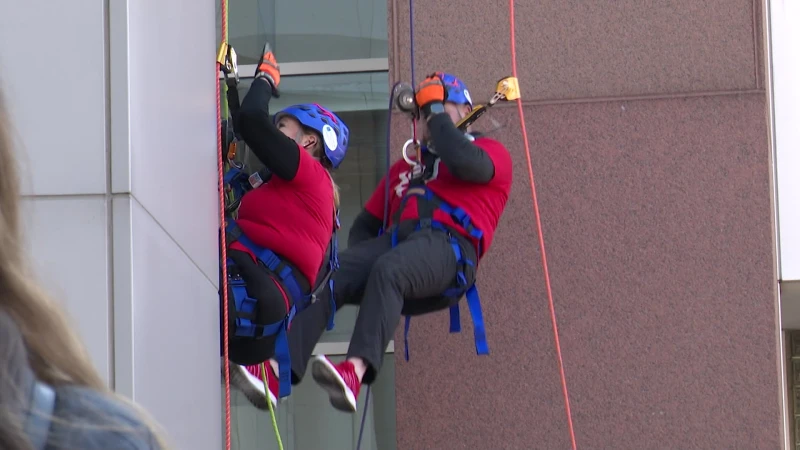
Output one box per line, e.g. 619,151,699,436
217,0,388,64
224,72,390,112
230,354,397,450
319,107,388,342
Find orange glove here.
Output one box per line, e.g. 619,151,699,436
414,73,446,111
256,42,281,97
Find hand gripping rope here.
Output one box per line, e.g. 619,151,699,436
217,1,284,449
357,0,578,448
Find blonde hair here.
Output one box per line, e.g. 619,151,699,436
331,176,341,209
311,142,340,210
0,88,170,448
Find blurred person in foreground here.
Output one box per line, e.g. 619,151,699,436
0,86,170,449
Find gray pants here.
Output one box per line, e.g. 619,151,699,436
288,222,477,384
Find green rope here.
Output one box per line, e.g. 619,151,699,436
260,363,285,450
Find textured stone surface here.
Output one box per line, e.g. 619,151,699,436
389,0,762,100
392,94,780,449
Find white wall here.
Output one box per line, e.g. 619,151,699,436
771,0,800,282
1,0,221,448
1,0,111,378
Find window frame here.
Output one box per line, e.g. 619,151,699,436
220,57,388,78
312,341,395,356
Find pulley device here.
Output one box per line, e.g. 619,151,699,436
392,76,521,167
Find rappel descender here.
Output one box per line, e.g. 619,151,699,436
454,76,521,131
216,42,240,88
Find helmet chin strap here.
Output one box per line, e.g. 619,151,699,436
298,133,316,150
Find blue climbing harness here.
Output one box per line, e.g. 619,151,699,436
224,218,339,398
222,159,272,215
390,183,490,361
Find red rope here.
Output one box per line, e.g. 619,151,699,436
217,1,232,449
508,1,577,448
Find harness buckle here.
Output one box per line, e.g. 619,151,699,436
227,263,244,282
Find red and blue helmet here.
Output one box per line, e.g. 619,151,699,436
437,72,473,107
274,103,349,169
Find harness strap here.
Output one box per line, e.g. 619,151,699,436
224,217,339,397
224,221,305,398
324,212,341,331
273,306,295,398
230,224,306,306
391,186,490,361
223,167,252,214
225,82,241,139
391,186,484,249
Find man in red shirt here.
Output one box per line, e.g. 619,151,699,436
287,72,513,413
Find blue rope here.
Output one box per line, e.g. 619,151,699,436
357,81,400,450
409,0,416,87
357,1,416,446
355,385,372,449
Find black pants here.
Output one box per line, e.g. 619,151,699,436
221,249,308,366
288,222,477,384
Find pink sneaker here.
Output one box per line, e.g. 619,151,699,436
229,362,277,410
311,355,362,413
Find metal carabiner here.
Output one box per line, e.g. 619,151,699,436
402,138,421,166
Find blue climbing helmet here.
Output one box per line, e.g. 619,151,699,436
274,103,349,169
437,72,473,107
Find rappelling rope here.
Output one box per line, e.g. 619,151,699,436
218,1,284,448
507,0,577,448
356,0,421,444
356,80,403,450
216,0,232,447
408,0,418,148
355,0,419,443
260,363,285,450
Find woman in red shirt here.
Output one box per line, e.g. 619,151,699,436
222,43,349,410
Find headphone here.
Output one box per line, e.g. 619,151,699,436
23,380,56,450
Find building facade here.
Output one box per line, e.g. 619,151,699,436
1,0,798,449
